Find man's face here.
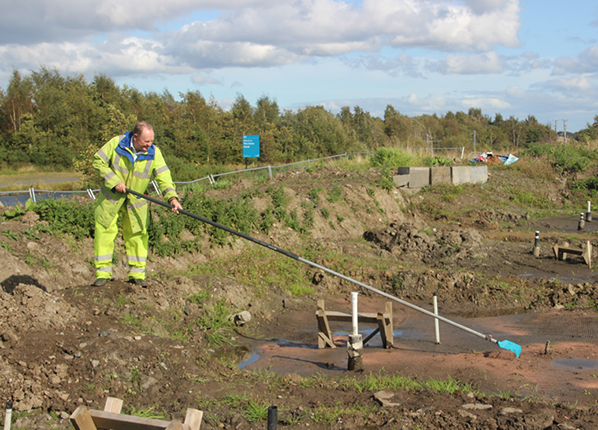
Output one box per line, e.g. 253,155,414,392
132,128,154,152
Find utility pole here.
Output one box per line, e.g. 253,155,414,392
554,120,558,143
563,120,568,144
473,130,477,153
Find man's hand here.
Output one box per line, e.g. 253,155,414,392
169,198,182,214
114,182,126,193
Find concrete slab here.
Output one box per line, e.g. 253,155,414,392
471,165,488,184
408,167,430,188
393,175,409,187
452,166,471,185
430,167,451,185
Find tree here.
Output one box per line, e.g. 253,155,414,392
1,69,33,133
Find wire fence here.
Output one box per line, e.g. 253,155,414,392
0,146,465,206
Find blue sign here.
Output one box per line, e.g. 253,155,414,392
243,135,260,158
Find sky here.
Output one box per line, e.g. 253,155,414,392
1,0,597,132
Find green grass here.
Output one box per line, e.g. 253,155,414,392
187,246,313,298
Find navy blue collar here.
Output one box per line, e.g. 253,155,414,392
115,132,155,166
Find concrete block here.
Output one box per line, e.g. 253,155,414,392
470,165,488,184
393,175,409,187
430,167,451,185
408,167,430,188
452,166,471,185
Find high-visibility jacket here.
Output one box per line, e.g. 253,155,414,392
93,132,178,233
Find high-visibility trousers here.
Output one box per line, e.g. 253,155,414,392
94,209,148,280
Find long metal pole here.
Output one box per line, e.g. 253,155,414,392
127,188,500,346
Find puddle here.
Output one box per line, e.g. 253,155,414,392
553,358,598,370
239,349,262,369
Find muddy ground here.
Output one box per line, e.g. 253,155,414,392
2,164,598,429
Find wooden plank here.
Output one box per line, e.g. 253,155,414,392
384,302,394,348
184,409,203,430
325,311,379,324
318,331,336,349
377,313,387,348
362,327,380,346
70,406,98,430
317,300,335,349
104,397,123,414
88,410,172,430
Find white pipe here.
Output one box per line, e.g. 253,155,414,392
351,292,358,336
4,401,12,430
588,201,591,213
433,292,440,344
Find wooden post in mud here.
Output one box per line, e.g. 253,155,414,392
533,231,540,258
348,292,364,371
579,213,585,231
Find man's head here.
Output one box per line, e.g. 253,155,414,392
131,121,154,153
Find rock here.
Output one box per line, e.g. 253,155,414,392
458,409,477,420
21,211,40,225
462,403,492,410
501,407,523,414
231,310,251,326
374,391,401,407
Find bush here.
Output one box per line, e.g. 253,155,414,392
370,148,417,168
33,198,95,240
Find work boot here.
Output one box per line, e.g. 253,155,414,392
93,278,108,287
129,278,147,288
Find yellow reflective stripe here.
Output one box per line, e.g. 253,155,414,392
127,200,149,211
96,149,109,163
154,165,169,175
112,153,129,175
100,185,117,203
128,255,147,263
95,254,113,261
103,171,116,183
134,159,153,180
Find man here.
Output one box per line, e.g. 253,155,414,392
92,121,182,287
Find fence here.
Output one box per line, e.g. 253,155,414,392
0,146,465,206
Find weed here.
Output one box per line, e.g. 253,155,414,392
2,230,18,240
188,291,210,304
307,187,321,205
327,184,343,203
377,168,395,192
196,299,235,346
336,215,345,223
128,405,167,419
320,207,330,219
244,399,269,422
0,241,12,251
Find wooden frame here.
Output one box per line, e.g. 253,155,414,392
70,397,203,430
552,241,592,269
316,300,393,349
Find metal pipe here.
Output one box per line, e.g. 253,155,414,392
351,292,358,336
267,406,277,430
433,292,440,344
127,188,518,351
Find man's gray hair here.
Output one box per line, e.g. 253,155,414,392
132,121,153,136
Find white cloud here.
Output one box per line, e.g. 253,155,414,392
431,52,503,74
191,74,223,85
460,96,510,110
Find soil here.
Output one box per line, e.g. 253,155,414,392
2,165,598,429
